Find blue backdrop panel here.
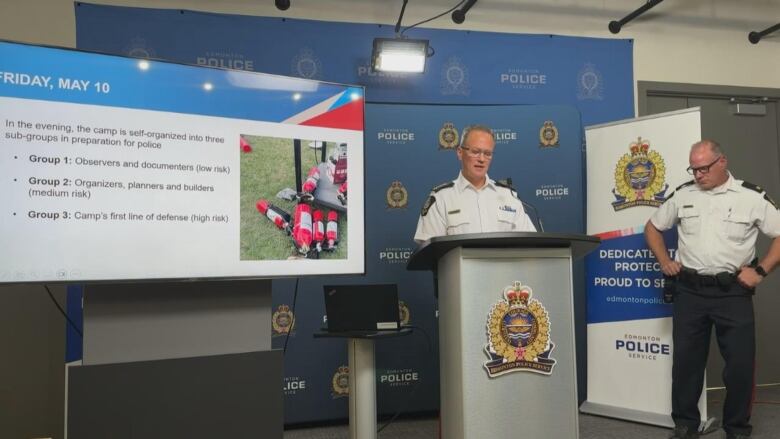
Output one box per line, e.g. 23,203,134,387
72,3,631,424
267,103,583,423
74,3,632,126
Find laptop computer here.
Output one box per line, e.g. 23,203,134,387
323,284,401,332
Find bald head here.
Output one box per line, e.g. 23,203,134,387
691,139,724,156
460,125,495,148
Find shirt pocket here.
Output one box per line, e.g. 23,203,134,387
678,207,700,235
446,212,470,235
723,213,751,242
497,209,516,230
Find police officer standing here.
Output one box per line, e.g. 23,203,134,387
414,124,536,243
645,140,780,439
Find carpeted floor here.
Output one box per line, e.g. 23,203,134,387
284,385,780,438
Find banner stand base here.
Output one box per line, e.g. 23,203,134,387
579,401,674,428
579,402,716,433
700,417,719,435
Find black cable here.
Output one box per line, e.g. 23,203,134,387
282,278,300,355
401,0,466,36
394,0,409,35
44,284,83,338
376,324,433,433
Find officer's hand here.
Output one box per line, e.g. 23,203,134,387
660,260,682,276
737,266,763,289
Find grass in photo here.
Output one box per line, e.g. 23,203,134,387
240,135,348,260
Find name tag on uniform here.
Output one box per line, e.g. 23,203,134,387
499,205,516,213
683,204,694,208
448,209,461,215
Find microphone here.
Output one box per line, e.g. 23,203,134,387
275,0,290,11
520,199,545,233
451,0,478,24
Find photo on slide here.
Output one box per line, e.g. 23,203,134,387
239,134,348,261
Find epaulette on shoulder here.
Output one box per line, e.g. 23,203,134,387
663,180,695,203
432,181,455,193
495,179,513,190
741,181,764,194
675,180,695,191
495,179,521,200
742,181,778,209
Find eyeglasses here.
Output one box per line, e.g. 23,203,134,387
460,146,494,159
686,155,722,175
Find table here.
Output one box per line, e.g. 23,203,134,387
314,328,413,439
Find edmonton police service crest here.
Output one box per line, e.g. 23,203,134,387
386,181,408,209
611,137,669,211
577,62,604,100
438,122,459,149
484,281,556,377
331,365,350,398
399,300,411,326
440,56,470,96
539,120,559,148
291,47,322,79
272,304,295,336
123,37,155,59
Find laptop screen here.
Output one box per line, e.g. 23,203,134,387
323,284,400,332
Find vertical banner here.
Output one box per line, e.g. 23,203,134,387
581,108,704,426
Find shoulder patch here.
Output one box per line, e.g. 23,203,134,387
432,181,454,193
421,195,436,216
741,181,764,194
675,180,695,191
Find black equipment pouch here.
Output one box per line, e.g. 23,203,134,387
663,275,677,304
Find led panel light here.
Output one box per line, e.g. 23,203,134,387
371,38,428,73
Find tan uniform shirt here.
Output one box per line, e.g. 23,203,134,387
650,174,780,275
414,172,536,244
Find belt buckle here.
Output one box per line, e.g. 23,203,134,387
700,276,717,287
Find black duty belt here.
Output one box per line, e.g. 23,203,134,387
679,269,732,288
677,266,754,295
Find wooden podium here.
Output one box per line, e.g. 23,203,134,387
408,232,599,439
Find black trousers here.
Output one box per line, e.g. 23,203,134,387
672,286,755,436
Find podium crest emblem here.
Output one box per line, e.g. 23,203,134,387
611,137,669,211
484,281,556,377
272,304,295,336
331,365,350,398
438,122,459,149
386,181,408,209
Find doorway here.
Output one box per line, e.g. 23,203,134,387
639,81,780,388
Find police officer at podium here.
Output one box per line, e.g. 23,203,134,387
414,124,536,244
645,139,780,439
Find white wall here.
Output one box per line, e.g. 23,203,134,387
1,0,778,101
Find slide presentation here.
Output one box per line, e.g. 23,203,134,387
0,41,365,283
